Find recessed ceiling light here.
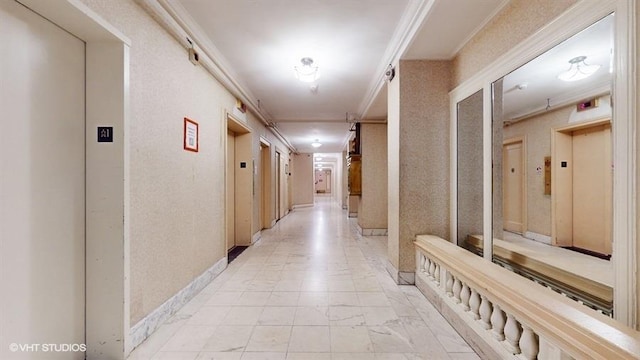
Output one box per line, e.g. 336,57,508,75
295,57,320,83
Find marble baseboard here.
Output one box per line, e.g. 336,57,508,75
357,225,388,236
524,231,552,245
385,261,415,285
348,212,358,218
252,231,261,244
292,203,314,209
415,273,505,360
129,256,227,350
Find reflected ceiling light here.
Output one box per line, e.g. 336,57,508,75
295,57,320,83
311,139,322,148
315,157,322,161
557,56,600,82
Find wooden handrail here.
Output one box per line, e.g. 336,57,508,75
415,235,640,359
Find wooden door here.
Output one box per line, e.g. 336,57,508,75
503,141,524,233
572,124,612,255
226,130,235,251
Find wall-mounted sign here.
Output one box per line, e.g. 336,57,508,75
183,118,199,152
97,126,113,143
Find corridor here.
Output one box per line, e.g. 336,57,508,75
128,196,478,360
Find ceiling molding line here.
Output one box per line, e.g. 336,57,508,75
136,0,296,152
357,0,437,118
447,0,511,59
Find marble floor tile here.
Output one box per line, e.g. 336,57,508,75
222,306,264,325
128,196,476,360
187,306,232,326
293,306,330,325
258,306,297,325
195,353,242,360
267,292,300,306
329,306,365,326
160,325,217,352
361,307,400,326
288,326,331,352
330,326,374,353
245,326,292,352
202,326,253,352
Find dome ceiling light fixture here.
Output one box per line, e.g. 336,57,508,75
311,139,322,148
295,57,320,83
557,55,601,82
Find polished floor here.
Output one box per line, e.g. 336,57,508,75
128,195,478,360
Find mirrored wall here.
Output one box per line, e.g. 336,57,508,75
450,7,633,318
491,14,615,315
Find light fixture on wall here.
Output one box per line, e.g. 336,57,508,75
295,57,320,83
311,139,322,148
557,56,600,82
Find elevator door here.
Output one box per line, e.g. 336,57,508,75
226,130,236,251
1,1,86,358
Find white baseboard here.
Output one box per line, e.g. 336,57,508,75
357,224,388,236
524,231,552,245
129,256,227,350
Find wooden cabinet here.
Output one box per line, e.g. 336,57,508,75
347,155,361,195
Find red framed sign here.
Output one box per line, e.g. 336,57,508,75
183,117,199,152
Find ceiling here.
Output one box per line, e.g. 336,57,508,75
171,0,507,153
501,13,614,121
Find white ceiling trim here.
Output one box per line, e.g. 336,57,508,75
356,0,436,118
136,0,297,151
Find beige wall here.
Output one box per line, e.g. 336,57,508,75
388,60,451,275
637,2,640,331
80,0,289,325
452,0,577,88
358,123,388,230
293,153,314,206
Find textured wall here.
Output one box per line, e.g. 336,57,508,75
388,60,452,273
79,0,288,324
452,0,577,88
293,153,313,205
358,123,388,230
456,90,484,245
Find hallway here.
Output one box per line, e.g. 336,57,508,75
128,196,478,360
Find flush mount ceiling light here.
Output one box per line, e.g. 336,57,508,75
557,55,601,82
295,57,320,83
311,139,322,148
315,157,322,161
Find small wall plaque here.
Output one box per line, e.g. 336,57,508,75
98,127,113,143
183,118,199,152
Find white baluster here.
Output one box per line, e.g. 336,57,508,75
460,283,471,311
434,263,440,285
491,304,506,340
504,314,522,354
419,253,426,273
428,260,436,280
479,295,492,330
445,271,453,296
452,277,462,303
469,289,480,320
519,325,539,360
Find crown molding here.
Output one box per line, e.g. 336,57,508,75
357,0,436,118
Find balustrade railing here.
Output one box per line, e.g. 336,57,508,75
414,235,640,360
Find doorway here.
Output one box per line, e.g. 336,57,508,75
552,119,612,256
1,1,86,357
503,138,526,234
226,115,253,252
260,139,272,229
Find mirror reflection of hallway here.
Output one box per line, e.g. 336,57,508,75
552,120,612,257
